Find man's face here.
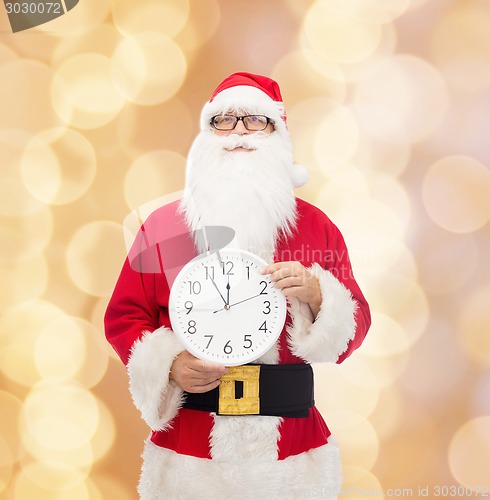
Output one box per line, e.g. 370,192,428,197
211,112,275,153
182,106,296,257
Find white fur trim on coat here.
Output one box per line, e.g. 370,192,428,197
287,263,357,363
127,326,186,431
210,414,283,461
138,438,341,500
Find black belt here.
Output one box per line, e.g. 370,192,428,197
182,364,314,418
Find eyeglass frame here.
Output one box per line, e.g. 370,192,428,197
210,114,275,132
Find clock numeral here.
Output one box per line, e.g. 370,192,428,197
223,340,233,354
243,335,252,349
187,320,197,334
262,301,271,314
184,301,193,314
204,335,213,349
221,261,234,275
246,266,250,280
204,266,215,280
259,280,268,295
258,321,267,333
188,281,202,295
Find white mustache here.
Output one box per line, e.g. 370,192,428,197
218,132,270,151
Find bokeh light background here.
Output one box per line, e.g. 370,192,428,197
1,0,489,498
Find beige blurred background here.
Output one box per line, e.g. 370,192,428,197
1,0,489,498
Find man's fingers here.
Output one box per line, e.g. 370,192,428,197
170,351,229,392
261,262,308,281
273,275,303,289
187,378,222,394
261,262,291,276
260,261,322,318
189,359,228,376
263,265,309,290
179,350,228,375
179,370,225,393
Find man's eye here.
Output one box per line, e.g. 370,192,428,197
213,117,230,126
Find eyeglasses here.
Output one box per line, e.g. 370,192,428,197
210,115,274,131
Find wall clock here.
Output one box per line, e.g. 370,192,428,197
169,249,287,366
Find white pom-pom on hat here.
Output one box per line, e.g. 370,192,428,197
290,163,309,188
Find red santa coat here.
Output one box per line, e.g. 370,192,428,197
105,198,370,500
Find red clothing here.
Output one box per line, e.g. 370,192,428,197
105,197,370,460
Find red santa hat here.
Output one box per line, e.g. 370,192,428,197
200,72,309,188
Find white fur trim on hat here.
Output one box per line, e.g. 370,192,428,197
127,326,186,431
287,263,358,363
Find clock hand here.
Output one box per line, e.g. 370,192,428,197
228,293,262,308
208,275,228,306
213,292,262,313
226,275,230,305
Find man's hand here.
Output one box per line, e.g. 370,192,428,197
169,351,228,393
261,261,322,318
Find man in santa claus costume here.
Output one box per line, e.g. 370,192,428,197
105,72,371,499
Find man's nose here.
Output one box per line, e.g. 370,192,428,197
233,119,250,135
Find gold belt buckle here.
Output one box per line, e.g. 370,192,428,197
218,365,260,415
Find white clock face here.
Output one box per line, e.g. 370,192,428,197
169,249,287,366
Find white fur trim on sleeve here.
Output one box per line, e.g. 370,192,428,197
287,263,357,363
127,326,186,431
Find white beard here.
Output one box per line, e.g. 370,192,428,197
180,130,297,263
